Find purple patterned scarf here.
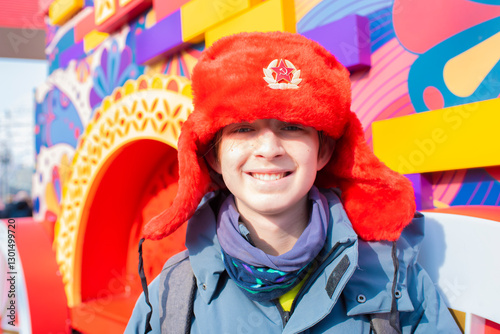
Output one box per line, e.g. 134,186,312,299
216,186,329,301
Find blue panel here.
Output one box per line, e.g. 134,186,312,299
451,168,500,206
407,16,500,112
297,0,392,33
36,87,84,151
48,28,76,74
368,6,395,53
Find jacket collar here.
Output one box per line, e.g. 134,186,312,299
343,212,424,316
185,191,226,304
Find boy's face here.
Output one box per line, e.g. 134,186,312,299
207,119,333,220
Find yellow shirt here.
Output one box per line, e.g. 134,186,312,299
278,274,309,312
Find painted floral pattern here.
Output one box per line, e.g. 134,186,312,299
89,39,142,111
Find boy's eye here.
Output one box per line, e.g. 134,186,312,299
234,127,253,133
283,125,303,131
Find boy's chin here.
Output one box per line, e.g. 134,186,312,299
235,195,309,219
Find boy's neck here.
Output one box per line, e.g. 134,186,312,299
235,197,310,256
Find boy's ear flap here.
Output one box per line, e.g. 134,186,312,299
143,120,214,240
317,112,416,241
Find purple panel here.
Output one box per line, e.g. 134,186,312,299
301,15,371,71
136,9,189,64
405,173,434,210
59,41,85,68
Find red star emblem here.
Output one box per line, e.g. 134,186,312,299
271,59,294,83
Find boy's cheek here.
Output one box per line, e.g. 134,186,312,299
222,140,252,154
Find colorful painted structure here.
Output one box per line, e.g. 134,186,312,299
1,0,499,332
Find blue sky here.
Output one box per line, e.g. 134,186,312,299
0,57,48,167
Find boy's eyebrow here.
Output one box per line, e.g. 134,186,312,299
221,122,254,133
281,121,304,126
227,121,252,127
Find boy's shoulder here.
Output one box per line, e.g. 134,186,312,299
162,249,190,270
343,212,425,316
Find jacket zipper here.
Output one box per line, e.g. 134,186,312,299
274,300,291,327
281,242,351,328
273,247,332,328
274,241,353,329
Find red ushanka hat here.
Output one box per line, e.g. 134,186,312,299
143,31,416,242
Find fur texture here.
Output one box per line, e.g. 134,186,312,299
143,32,416,241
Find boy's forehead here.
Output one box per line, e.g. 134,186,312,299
218,119,320,137
224,118,312,126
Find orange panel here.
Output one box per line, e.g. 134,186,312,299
71,295,135,333
423,205,500,222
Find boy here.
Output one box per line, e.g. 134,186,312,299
126,32,460,333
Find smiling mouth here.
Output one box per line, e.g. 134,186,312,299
250,172,291,181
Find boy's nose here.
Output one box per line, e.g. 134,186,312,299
252,130,285,159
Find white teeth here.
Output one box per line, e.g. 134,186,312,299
252,173,285,181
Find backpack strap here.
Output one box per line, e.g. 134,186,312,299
158,250,196,334
370,312,401,334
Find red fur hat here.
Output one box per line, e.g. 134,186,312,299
143,32,416,241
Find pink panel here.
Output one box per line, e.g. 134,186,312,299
0,0,45,29
431,170,467,205
39,0,51,15
422,86,444,111
74,8,95,42
8,218,69,332
486,319,500,334
97,0,152,33
153,0,189,22
393,0,500,54
350,38,418,132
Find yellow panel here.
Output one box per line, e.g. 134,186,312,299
449,309,466,333
49,0,84,25
372,98,500,174
205,0,296,47
181,0,261,43
83,30,110,53
95,0,116,25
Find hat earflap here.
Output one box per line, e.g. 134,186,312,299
320,112,416,241
143,121,213,240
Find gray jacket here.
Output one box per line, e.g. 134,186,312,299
126,189,460,333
